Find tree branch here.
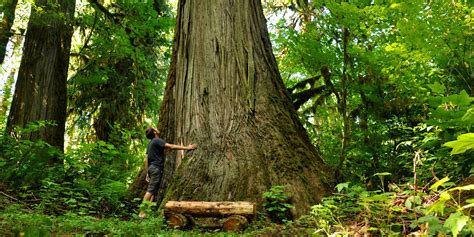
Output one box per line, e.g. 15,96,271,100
291,86,326,110
288,75,321,94
321,65,340,103
1,191,18,201
76,11,98,58
312,90,332,108
87,0,115,20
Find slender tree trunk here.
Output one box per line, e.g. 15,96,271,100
0,69,16,120
336,28,351,181
132,0,334,216
0,0,18,65
0,34,22,121
7,0,76,152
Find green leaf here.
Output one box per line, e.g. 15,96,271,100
440,191,451,201
444,212,469,237
390,3,401,8
430,177,450,191
443,133,474,155
335,182,350,192
462,108,474,121
449,184,474,192
428,82,446,94
373,172,392,176
445,90,474,107
427,192,450,215
364,194,389,202
418,215,438,223
405,196,422,210
428,96,443,107
417,215,444,234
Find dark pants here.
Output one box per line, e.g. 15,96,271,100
147,165,163,195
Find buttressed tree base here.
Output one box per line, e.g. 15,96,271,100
130,0,334,216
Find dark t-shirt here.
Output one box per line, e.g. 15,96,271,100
147,138,166,168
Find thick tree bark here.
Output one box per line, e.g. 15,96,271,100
0,0,18,65
132,0,334,216
6,0,75,151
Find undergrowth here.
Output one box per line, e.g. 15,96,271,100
302,180,474,236
0,203,251,236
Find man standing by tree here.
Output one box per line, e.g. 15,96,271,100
139,127,197,218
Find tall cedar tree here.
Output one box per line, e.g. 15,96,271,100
130,0,333,216
7,0,75,152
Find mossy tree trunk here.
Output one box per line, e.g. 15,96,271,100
0,0,18,65
132,0,334,216
6,0,75,152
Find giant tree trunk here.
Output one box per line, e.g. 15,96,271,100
0,0,18,65
132,0,334,216
6,0,75,151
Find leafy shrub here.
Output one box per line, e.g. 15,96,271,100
0,208,167,236
0,121,63,188
308,180,473,236
0,122,142,218
263,185,294,223
384,90,474,188
37,140,142,217
418,177,474,237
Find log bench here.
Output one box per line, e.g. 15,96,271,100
164,201,256,231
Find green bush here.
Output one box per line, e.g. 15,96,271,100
0,121,143,218
0,121,63,188
263,185,294,223
308,180,473,236
0,207,167,236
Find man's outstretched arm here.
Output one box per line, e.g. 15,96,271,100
165,143,198,150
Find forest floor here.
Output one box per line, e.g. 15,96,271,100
2,177,473,236
0,194,317,236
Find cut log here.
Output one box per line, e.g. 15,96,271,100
166,213,188,229
222,215,248,232
164,201,256,218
